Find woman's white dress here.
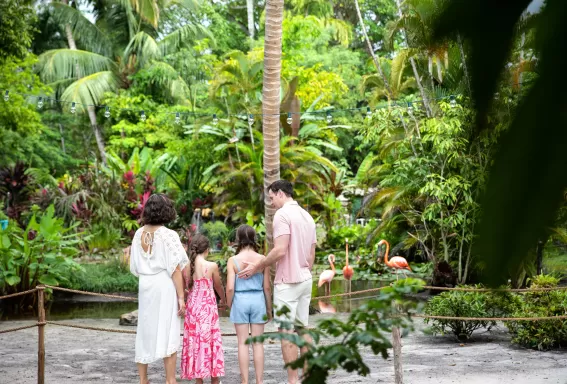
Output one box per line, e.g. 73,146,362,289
129,226,189,364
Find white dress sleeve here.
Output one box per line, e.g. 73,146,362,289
161,229,189,276
129,233,140,277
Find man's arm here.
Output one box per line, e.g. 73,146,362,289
308,243,316,270
238,235,289,278
258,234,289,269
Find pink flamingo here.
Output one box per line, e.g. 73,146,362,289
377,239,412,280
318,254,336,295
318,300,336,313
342,238,354,280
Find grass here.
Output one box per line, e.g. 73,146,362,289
543,244,567,278
63,258,138,293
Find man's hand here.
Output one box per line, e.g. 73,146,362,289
177,297,186,317
237,260,260,279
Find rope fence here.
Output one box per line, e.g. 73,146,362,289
2,284,567,384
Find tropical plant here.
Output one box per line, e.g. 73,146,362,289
0,205,84,305
507,275,567,350
36,0,212,163
424,285,521,341
250,278,425,383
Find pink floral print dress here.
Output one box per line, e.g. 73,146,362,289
181,264,225,380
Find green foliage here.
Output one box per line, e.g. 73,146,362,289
201,221,230,249
424,285,521,341
0,0,37,62
0,56,72,169
433,0,567,286
326,220,378,250
0,205,84,298
249,278,425,383
507,275,567,350
64,259,138,293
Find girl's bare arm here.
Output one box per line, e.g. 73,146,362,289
211,263,227,305
226,258,235,308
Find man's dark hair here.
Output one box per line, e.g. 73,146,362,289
267,180,294,197
141,193,177,225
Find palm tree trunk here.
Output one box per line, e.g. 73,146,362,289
61,0,77,49
247,0,255,39
88,106,107,165
457,33,472,96
353,0,393,98
394,0,433,117
60,0,107,164
262,0,284,251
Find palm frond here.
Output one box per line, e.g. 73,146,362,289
61,71,121,108
158,23,215,57
125,32,160,67
48,3,113,56
37,49,118,84
131,0,160,28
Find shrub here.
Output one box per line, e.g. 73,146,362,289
424,285,521,341
0,204,84,305
507,274,567,350
64,258,138,293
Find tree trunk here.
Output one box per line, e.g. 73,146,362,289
394,0,433,117
60,0,107,164
536,239,544,275
262,0,284,251
88,106,107,165
246,0,255,39
59,123,66,154
353,0,393,98
457,33,472,96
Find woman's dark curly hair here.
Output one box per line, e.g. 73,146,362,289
141,193,176,225
235,224,260,253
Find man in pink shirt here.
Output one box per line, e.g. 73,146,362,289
238,180,316,384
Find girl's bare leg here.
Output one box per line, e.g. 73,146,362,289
251,324,265,384
235,323,251,383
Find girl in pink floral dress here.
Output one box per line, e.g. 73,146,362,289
181,234,226,383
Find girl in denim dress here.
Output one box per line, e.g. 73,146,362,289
226,225,273,384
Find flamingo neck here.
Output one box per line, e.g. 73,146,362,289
329,256,335,272
383,242,391,266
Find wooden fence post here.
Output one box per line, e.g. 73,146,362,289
392,300,403,384
392,326,403,384
37,285,45,384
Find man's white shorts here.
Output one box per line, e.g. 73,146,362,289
273,278,312,328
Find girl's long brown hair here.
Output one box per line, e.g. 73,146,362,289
187,234,210,291
235,224,259,254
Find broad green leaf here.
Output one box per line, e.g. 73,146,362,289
38,274,59,286
5,275,21,286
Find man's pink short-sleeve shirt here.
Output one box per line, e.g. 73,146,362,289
273,201,316,284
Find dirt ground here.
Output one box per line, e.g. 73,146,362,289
1,314,567,384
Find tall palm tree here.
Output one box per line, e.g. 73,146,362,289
262,0,284,250
361,52,417,103
38,0,210,164
353,0,393,98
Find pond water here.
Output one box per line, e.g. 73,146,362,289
1,279,424,321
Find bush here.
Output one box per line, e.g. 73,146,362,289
201,221,230,250
424,285,521,341
64,258,138,293
0,205,84,302
507,275,567,350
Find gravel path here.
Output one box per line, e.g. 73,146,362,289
1,315,567,384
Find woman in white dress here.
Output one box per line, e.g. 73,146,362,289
130,194,189,384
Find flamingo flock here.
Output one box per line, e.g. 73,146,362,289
317,239,412,312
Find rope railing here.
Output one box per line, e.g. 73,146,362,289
0,288,40,300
